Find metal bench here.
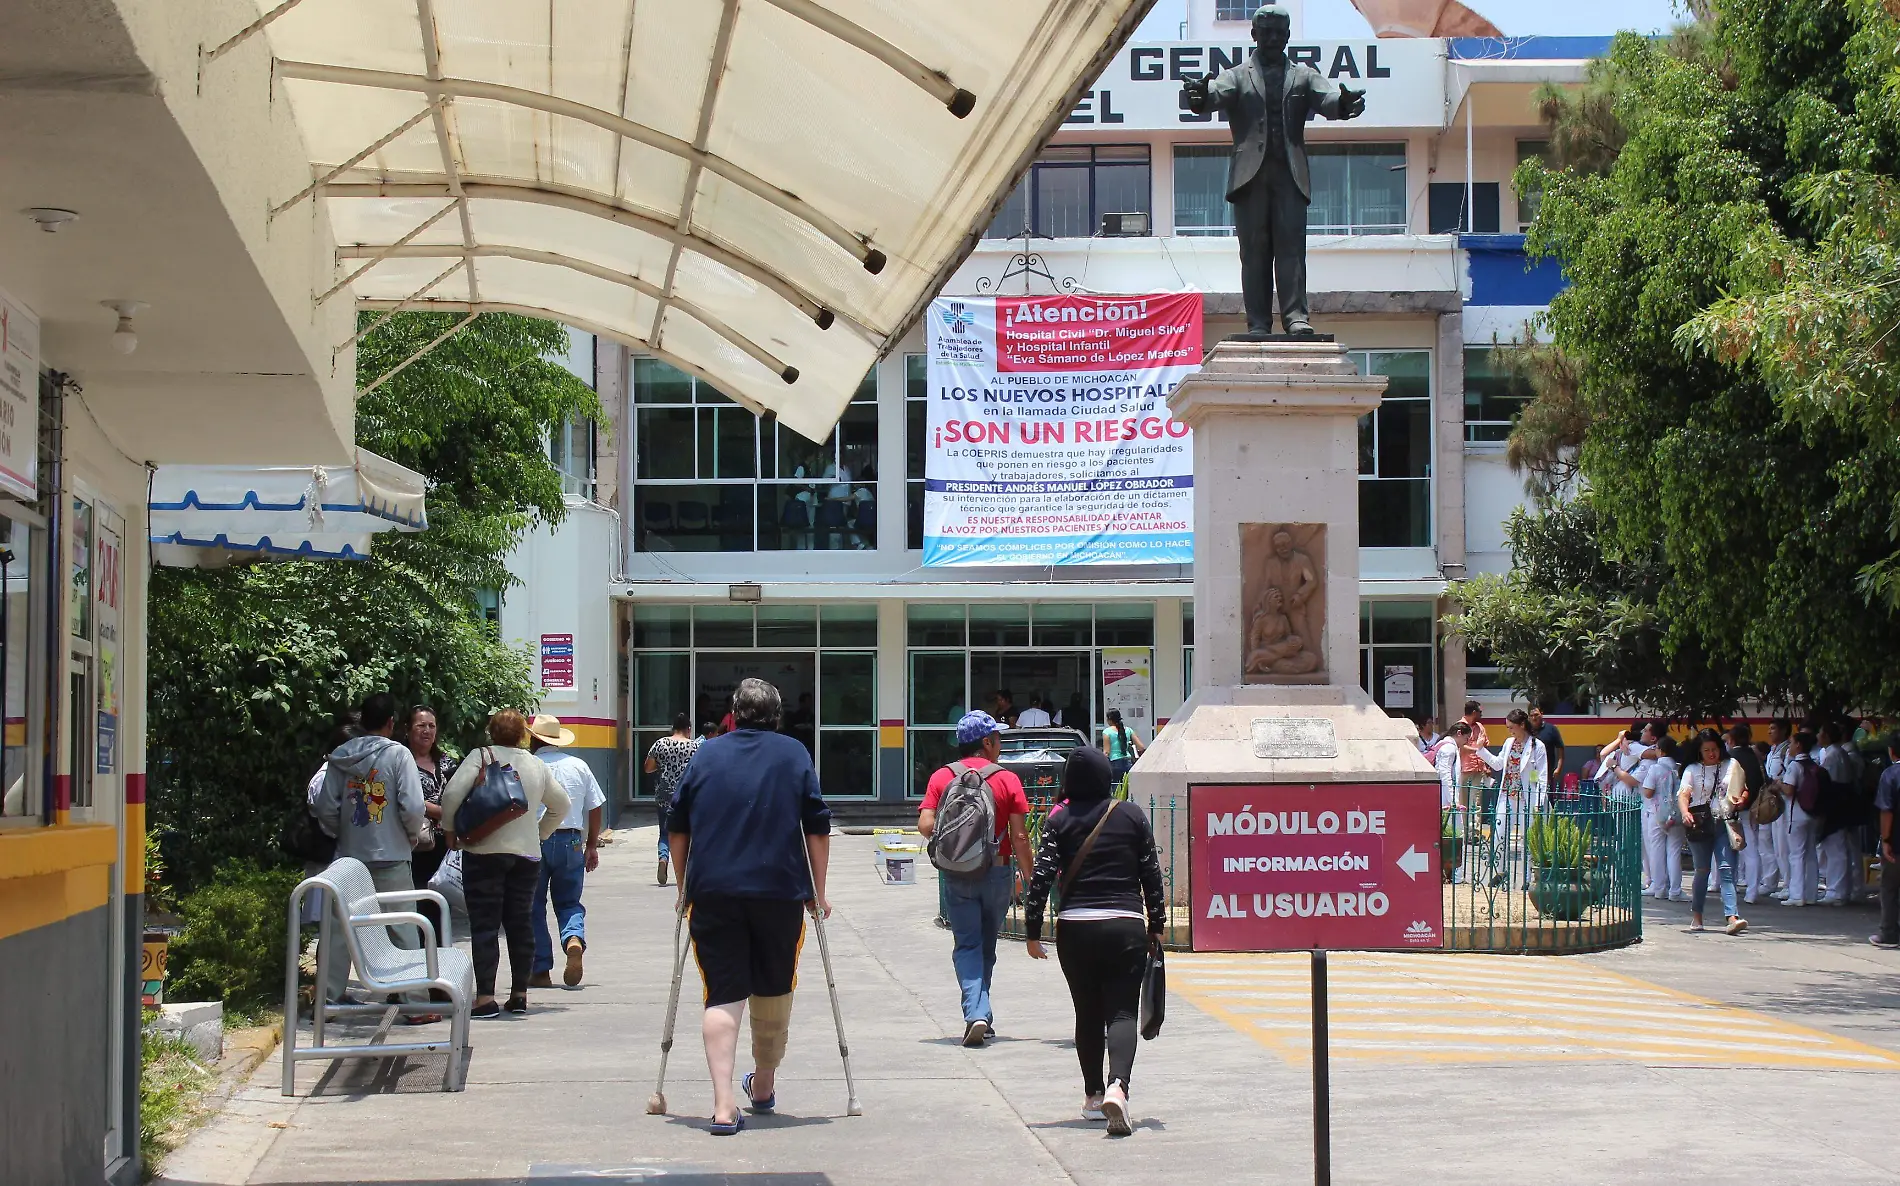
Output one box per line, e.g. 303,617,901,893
281,856,473,1094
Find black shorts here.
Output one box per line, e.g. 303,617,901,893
689,895,806,1007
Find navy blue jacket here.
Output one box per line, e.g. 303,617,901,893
670,729,832,901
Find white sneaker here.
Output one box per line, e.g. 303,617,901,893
1743,894,1758,905
1101,1082,1132,1137
1083,1094,1106,1121
962,1019,989,1047
1781,898,1808,907
1669,894,1689,902
1771,889,1789,900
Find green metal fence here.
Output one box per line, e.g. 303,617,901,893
949,788,1642,955
1438,790,1645,953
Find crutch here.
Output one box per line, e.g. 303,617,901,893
645,895,691,1115
803,832,863,1116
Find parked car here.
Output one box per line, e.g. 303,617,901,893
995,727,1089,798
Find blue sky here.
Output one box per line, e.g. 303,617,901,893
1136,0,1689,38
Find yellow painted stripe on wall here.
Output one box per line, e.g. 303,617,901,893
0,822,118,880
4,722,22,747
124,801,144,892
879,725,905,748
0,865,110,942
567,723,616,749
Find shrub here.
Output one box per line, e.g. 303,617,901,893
1527,813,1589,870
166,862,306,1010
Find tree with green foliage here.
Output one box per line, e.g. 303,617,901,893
1454,1,1900,720
148,313,599,891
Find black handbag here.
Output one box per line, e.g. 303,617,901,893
280,806,335,865
1139,939,1166,1040
452,747,530,845
1685,802,1715,842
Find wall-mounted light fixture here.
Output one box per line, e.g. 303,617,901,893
24,208,78,233
102,301,148,355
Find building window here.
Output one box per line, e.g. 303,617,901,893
1214,0,1255,17
550,417,596,500
1308,144,1408,235
1359,600,1437,724
906,354,926,550
1464,644,1510,692
632,359,877,552
904,602,1157,795
987,146,1152,240
1174,143,1406,236
1463,347,1534,444
1427,182,1501,234
0,515,43,827
1173,145,1234,236
1352,350,1432,548
1516,139,1552,231
626,603,879,798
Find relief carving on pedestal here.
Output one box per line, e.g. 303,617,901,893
1241,523,1326,682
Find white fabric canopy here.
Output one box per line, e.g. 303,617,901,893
252,0,1152,442
149,449,428,567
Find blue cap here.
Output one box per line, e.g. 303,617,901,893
956,710,1003,746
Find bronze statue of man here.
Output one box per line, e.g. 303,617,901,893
1182,5,1367,336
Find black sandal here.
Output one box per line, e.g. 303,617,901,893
504,995,528,1015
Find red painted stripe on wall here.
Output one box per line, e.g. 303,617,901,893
125,773,145,805
555,715,617,727
54,773,70,812
879,719,904,728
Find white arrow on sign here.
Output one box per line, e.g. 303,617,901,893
1396,845,1430,881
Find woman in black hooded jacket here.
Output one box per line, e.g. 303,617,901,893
1023,746,1166,1136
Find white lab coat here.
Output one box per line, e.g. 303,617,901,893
1641,757,1682,898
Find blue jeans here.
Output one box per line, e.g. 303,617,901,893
943,864,1014,1026
532,831,587,974
1688,827,1740,920
656,800,671,860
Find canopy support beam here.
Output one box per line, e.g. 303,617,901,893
359,311,480,397
755,0,977,118
339,243,800,381
317,201,460,305
358,299,787,419
335,259,465,358
652,0,743,354
414,0,483,308
272,103,441,220
275,58,886,273
323,178,845,330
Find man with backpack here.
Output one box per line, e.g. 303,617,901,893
1816,721,1865,906
1781,730,1824,907
920,710,1034,1046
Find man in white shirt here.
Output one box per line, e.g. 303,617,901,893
1015,697,1053,728
526,714,608,987
1816,721,1863,906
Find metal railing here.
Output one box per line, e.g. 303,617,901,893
950,786,1643,956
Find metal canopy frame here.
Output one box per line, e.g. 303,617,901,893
203,0,1157,442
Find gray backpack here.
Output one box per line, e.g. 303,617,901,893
928,762,1001,879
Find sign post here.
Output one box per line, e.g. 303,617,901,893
1312,949,1329,1186
1189,781,1442,1186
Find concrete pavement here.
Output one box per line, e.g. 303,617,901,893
158,828,1900,1186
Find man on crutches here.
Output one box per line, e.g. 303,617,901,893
660,678,833,1135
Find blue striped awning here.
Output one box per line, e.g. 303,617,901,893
149,449,427,567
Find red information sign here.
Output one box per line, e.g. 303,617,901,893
1190,783,1444,952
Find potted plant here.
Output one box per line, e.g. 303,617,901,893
1527,813,1591,921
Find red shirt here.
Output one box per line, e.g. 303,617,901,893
922,758,1029,843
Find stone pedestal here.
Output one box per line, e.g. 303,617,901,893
1167,339,1384,689
1133,341,1437,915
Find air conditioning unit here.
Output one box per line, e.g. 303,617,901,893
1099,212,1151,237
